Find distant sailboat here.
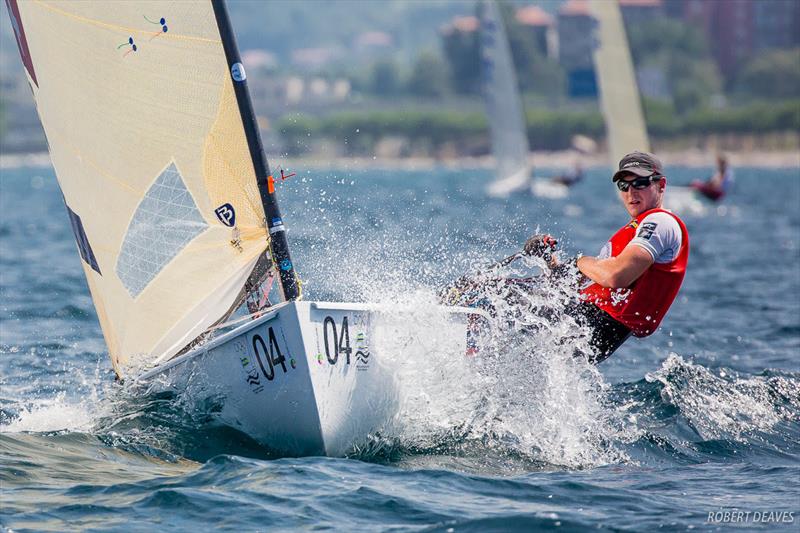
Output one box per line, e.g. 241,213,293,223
7,0,480,456
589,0,703,214
479,1,532,198
589,0,649,165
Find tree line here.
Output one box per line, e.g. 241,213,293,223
278,3,799,156
278,99,800,156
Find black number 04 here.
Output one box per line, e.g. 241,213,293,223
323,316,352,365
252,327,287,381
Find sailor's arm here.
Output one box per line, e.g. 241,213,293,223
576,245,654,289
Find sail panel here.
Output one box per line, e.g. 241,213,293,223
12,0,269,374
590,0,650,165
479,1,530,181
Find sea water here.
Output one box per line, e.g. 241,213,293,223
1,164,798,531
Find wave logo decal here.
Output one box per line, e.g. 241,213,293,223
237,343,264,394
355,331,370,370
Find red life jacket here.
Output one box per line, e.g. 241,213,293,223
580,208,689,337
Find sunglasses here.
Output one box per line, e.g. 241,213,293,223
616,175,662,192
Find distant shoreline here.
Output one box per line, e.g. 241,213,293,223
1,149,798,171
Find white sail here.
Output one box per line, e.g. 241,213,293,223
589,0,650,165
479,1,530,196
7,0,271,375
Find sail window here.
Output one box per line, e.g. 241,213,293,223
116,162,208,298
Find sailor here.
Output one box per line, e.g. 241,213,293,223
690,153,733,202
549,161,584,187
526,151,690,363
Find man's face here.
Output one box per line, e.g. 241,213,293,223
616,173,666,218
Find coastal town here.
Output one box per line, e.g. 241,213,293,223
2,0,797,163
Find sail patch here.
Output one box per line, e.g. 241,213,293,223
116,162,208,298
214,203,236,227
6,0,38,87
65,203,101,275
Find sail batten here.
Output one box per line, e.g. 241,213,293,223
8,0,274,375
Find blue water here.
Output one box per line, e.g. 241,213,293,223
1,163,799,531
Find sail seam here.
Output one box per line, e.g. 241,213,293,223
42,121,139,194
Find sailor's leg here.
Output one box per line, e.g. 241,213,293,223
565,302,632,364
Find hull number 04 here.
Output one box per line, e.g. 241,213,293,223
323,316,352,365
252,327,287,381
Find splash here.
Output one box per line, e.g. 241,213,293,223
355,256,634,468
286,177,638,467
0,364,108,434
1,393,99,433
0,361,199,460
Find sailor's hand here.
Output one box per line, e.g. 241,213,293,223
439,275,470,303
524,234,558,257
551,256,579,279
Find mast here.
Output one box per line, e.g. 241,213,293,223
212,0,300,301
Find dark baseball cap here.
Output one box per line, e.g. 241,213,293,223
612,151,664,181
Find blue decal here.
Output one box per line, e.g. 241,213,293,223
215,203,236,227
231,62,246,82
65,202,101,274
271,217,283,226
280,259,292,271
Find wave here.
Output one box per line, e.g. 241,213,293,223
2,262,797,472
610,354,800,465
646,354,799,441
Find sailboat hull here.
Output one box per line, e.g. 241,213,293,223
137,301,475,456
531,178,569,199
486,167,532,198
665,186,707,216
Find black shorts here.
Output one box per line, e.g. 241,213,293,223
449,277,632,364
564,301,632,364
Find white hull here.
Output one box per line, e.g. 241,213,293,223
665,186,707,216
137,301,476,456
531,178,569,199
486,167,531,198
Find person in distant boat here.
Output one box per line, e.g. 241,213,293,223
525,151,690,363
549,162,584,187
690,153,733,202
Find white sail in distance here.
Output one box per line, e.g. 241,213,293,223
590,0,650,165
6,0,274,376
479,1,530,196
